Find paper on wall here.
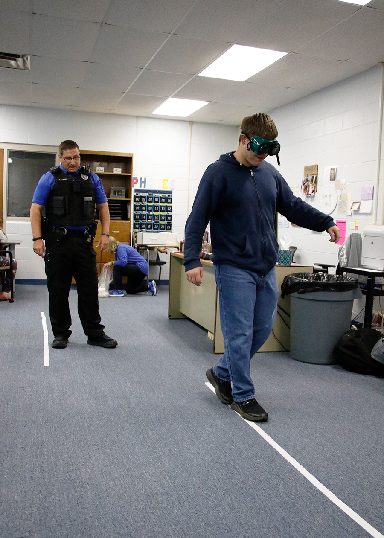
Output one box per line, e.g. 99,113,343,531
361,184,374,201
323,166,338,182
359,199,373,214
337,191,350,214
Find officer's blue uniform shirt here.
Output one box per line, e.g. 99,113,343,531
32,164,107,206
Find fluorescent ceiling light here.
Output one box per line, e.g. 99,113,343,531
199,44,287,81
153,98,208,117
337,0,370,4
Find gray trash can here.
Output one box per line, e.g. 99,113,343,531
290,290,356,364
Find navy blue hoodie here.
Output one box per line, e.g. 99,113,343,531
184,152,335,276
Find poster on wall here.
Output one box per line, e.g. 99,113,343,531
302,164,318,198
132,189,172,232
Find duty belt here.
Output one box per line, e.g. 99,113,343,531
50,226,93,240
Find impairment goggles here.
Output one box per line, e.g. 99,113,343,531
243,134,281,165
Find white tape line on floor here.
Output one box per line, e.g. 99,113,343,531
205,382,383,538
41,312,49,367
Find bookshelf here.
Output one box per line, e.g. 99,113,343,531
80,150,133,270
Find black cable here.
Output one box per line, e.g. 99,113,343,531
351,306,365,322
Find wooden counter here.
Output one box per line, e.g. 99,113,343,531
168,252,312,353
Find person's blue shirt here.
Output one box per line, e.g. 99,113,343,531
32,164,107,206
114,244,149,276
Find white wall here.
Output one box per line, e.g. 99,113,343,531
0,107,237,280
270,65,383,267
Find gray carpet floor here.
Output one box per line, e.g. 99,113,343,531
1,284,384,538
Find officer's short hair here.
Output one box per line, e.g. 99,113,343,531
59,140,79,155
240,113,278,140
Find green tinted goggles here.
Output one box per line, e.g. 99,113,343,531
243,134,281,165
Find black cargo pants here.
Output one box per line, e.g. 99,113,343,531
44,234,105,339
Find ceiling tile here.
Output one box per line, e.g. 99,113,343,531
147,35,227,75
296,7,384,64
0,10,32,53
90,25,168,69
0,80,33,105
104,0,195,33
30,56,89,86
189,102,255,125
216,82,308,108
176,0,358,50
366,1,384,11
248,53,372,91
1,0,30,10
32,14,100,61
128,70,191,97
114,93,164,116
30,83,80,106
72,87,126,110
32,0,111,22
175,77,240,101
81,63,141,90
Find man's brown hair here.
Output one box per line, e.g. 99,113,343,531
58,140,79,155
240,113,278,140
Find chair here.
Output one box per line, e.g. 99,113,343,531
145,248,166,285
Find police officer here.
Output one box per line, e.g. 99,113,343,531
30,139,117,350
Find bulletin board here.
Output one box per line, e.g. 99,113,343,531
132,189,173,232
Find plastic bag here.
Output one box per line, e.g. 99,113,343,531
371,337,384,365
0,228,8,243
98,264,113,297
281,272,358,298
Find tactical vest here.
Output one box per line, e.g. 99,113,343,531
45,166,97,227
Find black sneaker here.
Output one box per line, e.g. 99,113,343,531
231,398,268,422
206,368,233,404
87,334,118,348
51,336,68,349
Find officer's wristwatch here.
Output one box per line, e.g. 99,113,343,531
32,236,43,241
101,232,110,237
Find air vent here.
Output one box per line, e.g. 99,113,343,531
0,52,30,70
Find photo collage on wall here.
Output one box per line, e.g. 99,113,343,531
133,189,173,232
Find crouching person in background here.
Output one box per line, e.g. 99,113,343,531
105,237,157,296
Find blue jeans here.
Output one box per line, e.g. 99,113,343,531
213,264,278,402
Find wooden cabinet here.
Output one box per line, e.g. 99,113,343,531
80,149,133,242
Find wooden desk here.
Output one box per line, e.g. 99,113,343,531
169,253,312,353
341,266,384,328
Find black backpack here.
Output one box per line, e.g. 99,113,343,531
333,328,384,377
